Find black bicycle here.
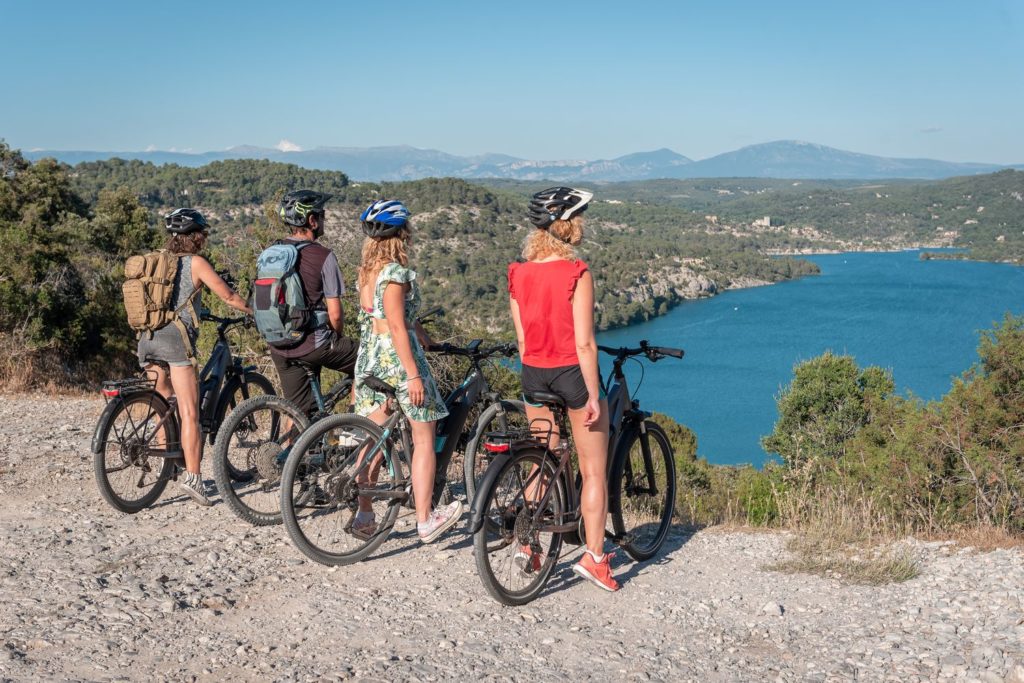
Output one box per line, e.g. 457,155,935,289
210,361,352,526
469,340,683,605
277,340,526,566
91,314,275,513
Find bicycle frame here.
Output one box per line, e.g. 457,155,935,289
198,319,260,435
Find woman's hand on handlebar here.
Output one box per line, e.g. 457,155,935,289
414,321,434,350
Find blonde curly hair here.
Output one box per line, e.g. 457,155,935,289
522,215,584,261
358,228,410,290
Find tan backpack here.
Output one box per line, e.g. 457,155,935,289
123,251,201,352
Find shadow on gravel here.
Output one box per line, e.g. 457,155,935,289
532,524,699,600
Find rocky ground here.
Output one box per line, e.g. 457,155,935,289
1,394,1023,682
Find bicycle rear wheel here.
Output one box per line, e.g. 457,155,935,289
211,395,309,526
473,448,565,606
93,392,177,513
609,421,676,561
280,414,402,566
463,399,527,505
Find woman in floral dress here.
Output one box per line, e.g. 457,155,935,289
351,200,462,543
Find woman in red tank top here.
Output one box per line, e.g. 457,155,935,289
507,186,618,592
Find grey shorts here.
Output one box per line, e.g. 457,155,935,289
137,324,196,368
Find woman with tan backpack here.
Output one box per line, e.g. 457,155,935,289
128,208,251,505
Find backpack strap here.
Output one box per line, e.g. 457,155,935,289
279,240,329,326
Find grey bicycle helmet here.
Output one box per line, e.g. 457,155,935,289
164,208,210,234
527,186,594,229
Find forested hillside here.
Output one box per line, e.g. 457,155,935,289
0,144,815,387
483,170,1024,262
66,157,818,332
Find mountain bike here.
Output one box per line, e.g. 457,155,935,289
468,340,683,605
91,314,275,513
277,340,526,566
210,361,352,526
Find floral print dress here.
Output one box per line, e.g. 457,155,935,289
353,262,449,423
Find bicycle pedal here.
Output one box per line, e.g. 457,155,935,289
612,532,635,547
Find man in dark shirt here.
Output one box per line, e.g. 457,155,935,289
270,190,358,415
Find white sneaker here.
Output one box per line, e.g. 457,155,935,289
417,500,463,544
178,471,213,507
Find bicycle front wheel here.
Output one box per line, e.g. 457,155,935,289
463,399,527,505
93,392,177,513
610,421,676,561
280,414,402,566
210,371,276,454
473,448,565,606
211,394,309,526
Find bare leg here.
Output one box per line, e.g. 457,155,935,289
522,404,559,502
144,364,172,448
409,419,437,524
168,365,202,475
354,405,390,513
569,399,610,557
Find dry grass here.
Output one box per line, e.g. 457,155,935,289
920,525,1024,552
770,525,920,585
767,484,921,585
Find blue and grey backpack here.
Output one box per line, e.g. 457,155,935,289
252,241,326,348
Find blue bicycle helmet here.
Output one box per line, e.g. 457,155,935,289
361,199,411,238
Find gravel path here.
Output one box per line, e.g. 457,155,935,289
1,394,1023,682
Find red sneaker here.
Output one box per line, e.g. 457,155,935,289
572,550,620,592
514,545,542,574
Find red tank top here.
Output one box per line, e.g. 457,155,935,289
508,259,589,368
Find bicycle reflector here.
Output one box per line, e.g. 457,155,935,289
483,433,511,454
101,387,120,398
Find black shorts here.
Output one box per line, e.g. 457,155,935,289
521,363,590,410
271,335,358,416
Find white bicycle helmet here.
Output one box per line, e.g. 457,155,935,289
527,186,594,229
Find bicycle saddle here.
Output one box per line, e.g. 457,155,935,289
362,376,397,396
285,359,316,373
524,391,565,408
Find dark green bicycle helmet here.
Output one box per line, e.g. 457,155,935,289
279,190,332,228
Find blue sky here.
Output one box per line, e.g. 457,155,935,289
2,0,1022,163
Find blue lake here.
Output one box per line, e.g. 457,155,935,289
596,251,1024,466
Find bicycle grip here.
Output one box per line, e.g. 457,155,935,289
658,346,684,359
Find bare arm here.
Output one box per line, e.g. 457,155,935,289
509,296,526,359
571,271,602,421
326,297,343,337
191,256,251,314
383,282,425,405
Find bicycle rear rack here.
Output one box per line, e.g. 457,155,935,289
100,377,156,401
482,428,537,454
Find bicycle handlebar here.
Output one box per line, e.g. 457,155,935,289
200,313,250,329
598,340,684,362
417,306,444,324
429,340,517,360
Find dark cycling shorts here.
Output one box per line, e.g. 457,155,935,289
521,363,591,410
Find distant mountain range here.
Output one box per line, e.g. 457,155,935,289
24,140,1022,182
